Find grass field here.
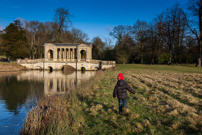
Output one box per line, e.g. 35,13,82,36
0,55,6,59
22,64,202,134
0,61,24,71
0,61,19,65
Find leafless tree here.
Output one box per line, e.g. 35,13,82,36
25,21,40,59
71,28,89,43
92,37,105,59
132,20,149,64
187,0,202,66
162,3,187,64
53,7,72,42
109,25,132,43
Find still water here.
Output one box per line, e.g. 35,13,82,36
0,70,96,135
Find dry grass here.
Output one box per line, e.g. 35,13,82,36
0,62,26,71
21,65,202,134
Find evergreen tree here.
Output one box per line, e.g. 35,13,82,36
1,20,29,59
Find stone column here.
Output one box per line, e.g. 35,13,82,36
68,48,70,61
53,48,57,61
77,48,80,62
44,48,47,60
86,48,88,61
64,48,67,61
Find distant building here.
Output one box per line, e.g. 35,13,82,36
44,43,92,62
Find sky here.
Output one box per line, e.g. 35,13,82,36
0,0,189,44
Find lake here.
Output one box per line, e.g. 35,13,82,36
0,70,96,135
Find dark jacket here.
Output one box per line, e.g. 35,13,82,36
113,80,136,99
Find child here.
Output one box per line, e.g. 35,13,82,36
113,73,136,114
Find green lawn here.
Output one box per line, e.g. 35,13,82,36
0,61,19,65
0,55,6,59
22,64,202,135
116,64,201,73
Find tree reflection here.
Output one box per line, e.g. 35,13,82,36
0,75,44,115
0,71,95,114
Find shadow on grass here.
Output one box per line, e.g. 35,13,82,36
133,96,138,100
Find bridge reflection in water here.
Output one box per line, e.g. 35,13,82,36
16,70,96,95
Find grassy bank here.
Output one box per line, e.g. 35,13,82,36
21,65,202,134
0,61,26,71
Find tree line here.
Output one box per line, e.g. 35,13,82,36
108,0,202,66
0,8,89,60
0,0,202,66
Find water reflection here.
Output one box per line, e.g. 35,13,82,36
16,70,96,95
0,70,96,135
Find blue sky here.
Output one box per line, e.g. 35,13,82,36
0,0,189,44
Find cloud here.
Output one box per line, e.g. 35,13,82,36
106,25,113,32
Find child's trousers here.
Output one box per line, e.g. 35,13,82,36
118,98,127,114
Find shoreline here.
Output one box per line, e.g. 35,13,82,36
0,62,26,72
20,65,202,134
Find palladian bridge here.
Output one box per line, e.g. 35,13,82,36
17,43,116,71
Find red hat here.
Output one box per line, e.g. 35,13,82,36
117,73,124,80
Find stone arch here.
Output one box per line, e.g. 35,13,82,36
91,66,99,70
48,66,53,72
48,49,53,59
81,67,86,72
35,66,42,70
60,65,75,74
80,50,86,60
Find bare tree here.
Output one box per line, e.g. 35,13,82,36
92,37,105,59
162,3,186,64
26,21,40,59
109,25,132,43
187,0,202,67
25,21,55,59
110,25,133,63
71,28,89,43
53,7,72,42
132,20,149,64
104,38,113,49
153,13,165,63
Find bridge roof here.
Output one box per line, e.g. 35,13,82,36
44,43,92,47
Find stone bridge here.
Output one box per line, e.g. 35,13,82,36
17,59,116,71
17,43,116,71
